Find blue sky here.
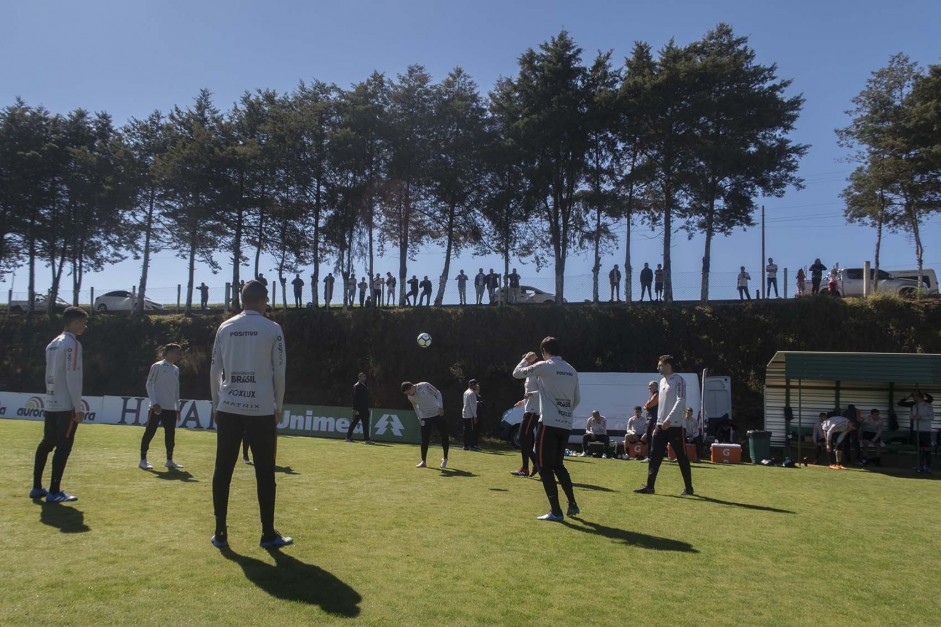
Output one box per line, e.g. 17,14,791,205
2,0,940,303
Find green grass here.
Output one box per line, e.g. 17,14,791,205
2,420,939,626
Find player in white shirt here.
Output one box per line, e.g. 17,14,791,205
858,408,884,466
635,355,694,496
462,379,481,451
139,344,183,470
31,307,88,503
822,415,855,469
512,336,581,522
766,257,779,298
402,381,449,468
898,390,934,473
209,280,291,550
511,352,541,476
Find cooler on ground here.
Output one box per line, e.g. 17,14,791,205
710,443,742,464
668,442,699,461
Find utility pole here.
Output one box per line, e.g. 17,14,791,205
760,204,766,300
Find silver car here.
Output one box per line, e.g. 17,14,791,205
94,290,164,312
8,294,70,312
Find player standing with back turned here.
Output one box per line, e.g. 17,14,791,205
209,280,291,549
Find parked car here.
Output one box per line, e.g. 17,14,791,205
499,285,565,304
8,294,70,312
94,290,164,312
888,268,939,295
835,268,922,297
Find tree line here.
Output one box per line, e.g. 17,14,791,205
8,25,933,314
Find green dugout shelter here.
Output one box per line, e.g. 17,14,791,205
763,352,941,449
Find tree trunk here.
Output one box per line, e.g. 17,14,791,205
662,182,674,303
185,235,196,315
434,203,456,306
700,199,715,303
27,209,37,315
310,179,321,308
398,183,410,306
137,186,155,314
592,205,601,303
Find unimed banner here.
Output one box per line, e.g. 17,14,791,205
0,391,420,444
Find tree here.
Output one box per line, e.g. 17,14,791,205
511,31,593,303
158,90,225,315
426,67,487,306
684,24,807,302
125,111,172,314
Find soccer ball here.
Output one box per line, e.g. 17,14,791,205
417,332,432,348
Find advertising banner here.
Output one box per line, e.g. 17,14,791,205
1,391,419,444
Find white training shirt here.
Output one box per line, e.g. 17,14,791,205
586,414,607,435
45,331,83,413
513,356,580,430
822,416,852,445
909,401,934,432
408,382,443,419
210,310,286,416
462,388,478,419
146,359,180,411
657,373,686,427
522,374,539,414
766,263,778,278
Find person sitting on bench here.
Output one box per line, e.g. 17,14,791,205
623,406,646,459
859,408,884,466
581,410,609,456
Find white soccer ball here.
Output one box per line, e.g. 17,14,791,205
417,332,432,348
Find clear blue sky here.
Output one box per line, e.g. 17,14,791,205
2,0,940,303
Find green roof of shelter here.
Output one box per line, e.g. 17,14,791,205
769,351,941,384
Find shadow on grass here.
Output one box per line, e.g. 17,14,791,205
488,488,509,492
39,502,90,533
153,469,198,482
665,494,795,514
274,465,299,475
858,467,940,481
220,547,361,617
439,468,477,478
564,519,698,553
571,482,617,493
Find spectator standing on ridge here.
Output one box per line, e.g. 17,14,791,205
406,275,419,306
323,272,335,309
609,265,621,302
402,381,449,469
30,306,88,503
139,343,183,471
508,268,521,304
419,276,433,306
357,276,368,307
291,274,304,308
766,258,779,298
486,269,498,304
346,372,374,444
639,263,653,302
809,258,826,295
372,274,383,307
737,266,752,301
199,282,210,310
455,269,468,305
635,355,694,496
654,264,664,301
385,272,396,307
512,336,581,522
796,268,806,297
346,273,356,307
209,280,291,549
256,273,268,287
474,268,486,305
898,390,934,473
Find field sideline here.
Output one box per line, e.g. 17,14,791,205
1,420,939,626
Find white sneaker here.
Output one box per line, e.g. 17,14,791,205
416,460,426,468
440,458,448,469
243,457,253,465
165,460,183,469
139,459,153,470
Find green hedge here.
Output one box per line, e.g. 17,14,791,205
3,297,940,434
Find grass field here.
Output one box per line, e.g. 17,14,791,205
2,420,939,626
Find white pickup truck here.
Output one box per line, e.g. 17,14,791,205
834,268,924,297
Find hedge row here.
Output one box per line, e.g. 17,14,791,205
3,296,940,434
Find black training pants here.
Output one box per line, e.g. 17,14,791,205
33,410,79,493
348,409,370,441
462,418,478,449
646,426,693,492
213,411,277,537
420,416,449,462
519,412,540,469
535,423,577,516
140,409,178,459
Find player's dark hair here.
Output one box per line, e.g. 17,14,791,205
540,336,561,357
163,343,182,355
62,306,88,324
400,381,414,392
241,280,268,305
634,406,642,411
658,354,676,369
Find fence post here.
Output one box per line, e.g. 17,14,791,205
90,287,95,316
783,268,788,299
224,283,230,315
272,282,277,310
131,285,137,313
177,285,181,313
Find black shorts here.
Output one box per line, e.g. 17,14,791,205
861,431,881,443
